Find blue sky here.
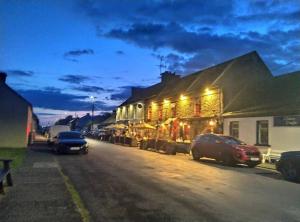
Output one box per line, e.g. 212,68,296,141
0,0,299,125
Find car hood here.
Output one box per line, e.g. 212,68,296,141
58,139,86,144
236,145,259,152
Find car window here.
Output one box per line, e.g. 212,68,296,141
199,135,210,143
220,136,246,145
59,132,83,139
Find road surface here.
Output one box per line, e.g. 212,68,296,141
56,139,300,222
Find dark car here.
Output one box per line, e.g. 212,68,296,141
276,151,300,182
190,134,262,167
53,131,88,154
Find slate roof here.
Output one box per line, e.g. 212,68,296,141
223,71,300,117
118,51,272,106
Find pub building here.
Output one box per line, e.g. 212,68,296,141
116,51,273,143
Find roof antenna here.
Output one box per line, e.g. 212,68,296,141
157,55,166,74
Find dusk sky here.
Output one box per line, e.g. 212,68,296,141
0,0,299,125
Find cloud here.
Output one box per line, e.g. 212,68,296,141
106,22,300,74
115,50,125,55
59,74,89,84
5,70,34,77
17,88,115,111
72,84,114,93
79,0,300,75
64,49,94,57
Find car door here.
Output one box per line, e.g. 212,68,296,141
208,135,223,160
197,135,211,157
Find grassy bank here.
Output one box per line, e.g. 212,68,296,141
0,148,27,169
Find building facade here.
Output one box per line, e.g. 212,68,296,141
116,51,275,142
0,73,33,148
223,71,300,152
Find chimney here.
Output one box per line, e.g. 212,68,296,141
0,72,7,84
160,71,180,83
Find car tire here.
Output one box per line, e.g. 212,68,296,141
82,149,88,155
53,146,60,154
281,162,299,182
247,163,258,168
191,149,200,160
223,154,235,166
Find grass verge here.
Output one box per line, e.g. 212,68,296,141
0,148,27,169
58,167,90,222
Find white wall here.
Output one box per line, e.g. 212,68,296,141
224,116,300,151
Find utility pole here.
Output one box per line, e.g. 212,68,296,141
90,96,96,131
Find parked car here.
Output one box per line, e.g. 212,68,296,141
53,131,88,154
190,134,262,167
276,151,300,182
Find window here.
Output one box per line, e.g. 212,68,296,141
158,104,163,121
256,120,269,145
194,102,201,116
147,106,152,121
229,121,239,138
171,103,176,117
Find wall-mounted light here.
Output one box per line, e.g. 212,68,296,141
180,94,187,100
205,88,213,95
209,120,216,126
179,122,183,126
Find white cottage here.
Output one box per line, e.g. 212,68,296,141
223,71,300,153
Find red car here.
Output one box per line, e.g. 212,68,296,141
190,134,262,168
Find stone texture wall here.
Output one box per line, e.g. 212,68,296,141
201,89,221,117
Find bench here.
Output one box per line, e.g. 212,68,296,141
0,159,13,194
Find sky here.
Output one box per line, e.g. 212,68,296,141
0,0,299,125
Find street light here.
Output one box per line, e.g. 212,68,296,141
90,96,96,130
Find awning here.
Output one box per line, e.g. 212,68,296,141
133,123,156,130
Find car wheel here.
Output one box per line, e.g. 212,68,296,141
53,146,60,154
247,163,258,168
191,149,200,160
281,162,299,182
223,154,235,166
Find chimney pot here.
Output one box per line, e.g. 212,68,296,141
0,72,7,83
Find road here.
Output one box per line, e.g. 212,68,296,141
56,139,300,222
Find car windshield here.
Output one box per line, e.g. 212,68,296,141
59,132,83,139
221,136,246,145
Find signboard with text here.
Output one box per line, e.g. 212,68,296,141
274,116,300,127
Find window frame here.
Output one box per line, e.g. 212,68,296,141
256,120,270,146
229,121,239,139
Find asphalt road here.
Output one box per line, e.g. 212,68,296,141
56,139,300,222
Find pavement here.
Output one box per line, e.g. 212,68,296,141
1,138,300,222
0,141,82,222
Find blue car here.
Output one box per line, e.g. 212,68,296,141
276,151,300,182
53,131,88,154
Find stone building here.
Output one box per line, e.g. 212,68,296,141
116,51,273,141
0,72,33,148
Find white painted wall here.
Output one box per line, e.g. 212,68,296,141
224,116,300,152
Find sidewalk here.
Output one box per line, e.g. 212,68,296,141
0,141,82,222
